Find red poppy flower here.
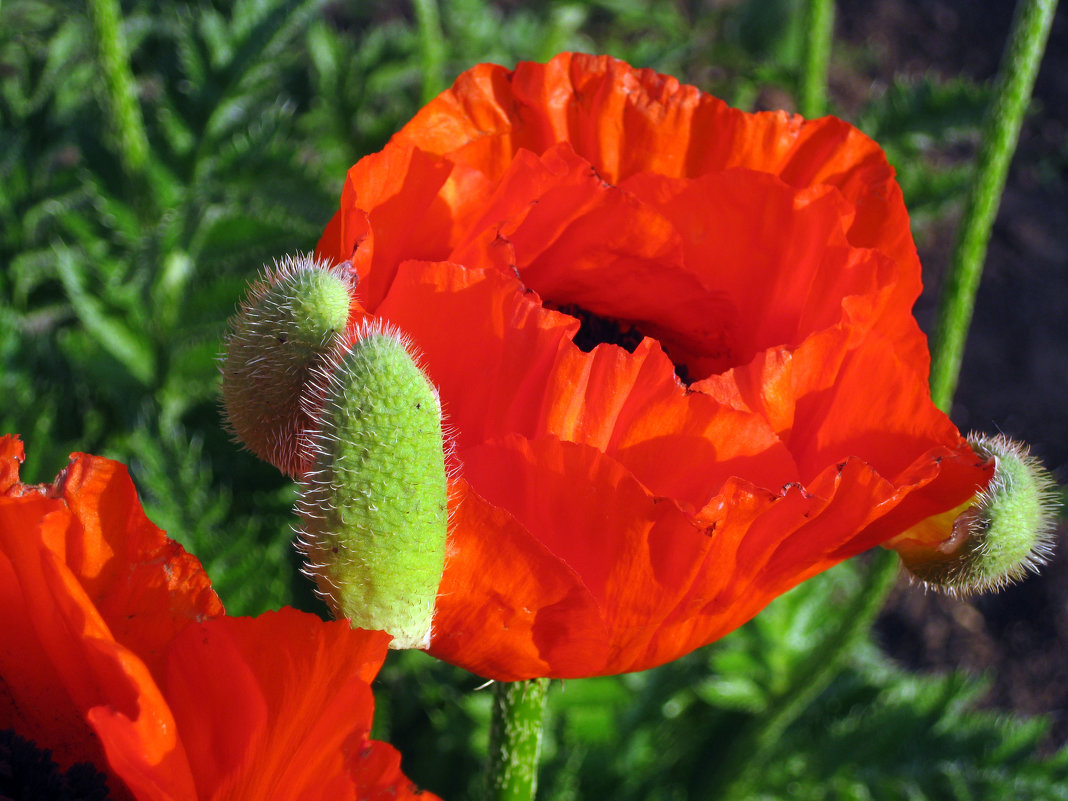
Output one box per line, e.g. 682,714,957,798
315,53,993,680
0,435,435,801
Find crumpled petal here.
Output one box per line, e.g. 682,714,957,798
0,435,437,800
0,434,215,781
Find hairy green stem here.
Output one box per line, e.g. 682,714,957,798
928,0,1058,412
484,678,550,801
86,0,150,178
412,0,447,103
799,0,835,117
706,552,899,800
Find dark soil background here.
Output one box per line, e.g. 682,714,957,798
836,0,1068,747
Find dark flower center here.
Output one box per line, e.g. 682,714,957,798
0,729,112,801
549,303,693,383
552,304,644,354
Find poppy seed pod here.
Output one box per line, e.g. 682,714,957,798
220,254,356,477
295,324,449,649
889,433,1059,595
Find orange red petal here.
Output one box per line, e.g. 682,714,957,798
0,435,436,800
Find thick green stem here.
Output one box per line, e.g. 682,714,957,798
484,678,550,801
412,0,447,103
799,0,835,118
928,0,1058,412
85,0,150,179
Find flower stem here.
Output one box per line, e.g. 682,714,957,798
928,0,1058,412
484,678,550,801
799,0,835,118
412,0,447,103
85,0,150,180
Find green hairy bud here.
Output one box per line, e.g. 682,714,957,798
896,433,1059,595
295,323,449,649
220,254,355,477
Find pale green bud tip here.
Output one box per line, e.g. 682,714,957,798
294,322,449,649
894,433,1060,596
219,253,355,477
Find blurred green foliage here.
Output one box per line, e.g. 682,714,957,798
376,558,1068,801
1,0,1060,798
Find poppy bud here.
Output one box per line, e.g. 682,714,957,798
295,323,449,649
220,254,355,477
890,433,1059,595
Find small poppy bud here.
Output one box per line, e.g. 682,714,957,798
295,323,449,649
890,433,1059,595
220,254,355,477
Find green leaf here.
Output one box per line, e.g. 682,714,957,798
55,247,155,384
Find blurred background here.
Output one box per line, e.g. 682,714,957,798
2,1,1066,798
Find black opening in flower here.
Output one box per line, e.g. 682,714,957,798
0,729,112,801
549,303,697,384
551,303,645,354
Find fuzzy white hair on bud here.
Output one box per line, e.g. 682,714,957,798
898,433,1060,596
294,319,449,649
219,253,356,477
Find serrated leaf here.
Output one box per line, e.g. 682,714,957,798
694,674,770,713
55,248,155,384
860,75,993,145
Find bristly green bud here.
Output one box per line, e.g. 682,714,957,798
295,322,449,649
894,433,1059,596
220,253,355,477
